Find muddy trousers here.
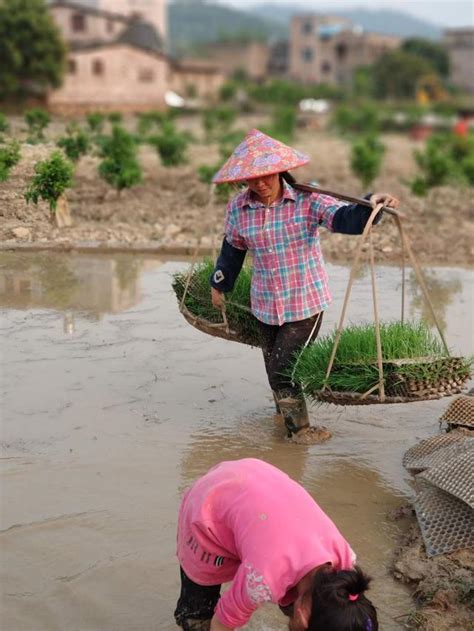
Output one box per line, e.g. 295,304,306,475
174,567,220,630
258,312,324,434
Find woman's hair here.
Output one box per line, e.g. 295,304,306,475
280,171,297,185
308,565,378,631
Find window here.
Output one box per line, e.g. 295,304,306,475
301,20,312,35
336,43,347,61
71,13,86,32
106,20,114,34
321,61,331,74
138,68,154,82
68,59,77,74
301,48,314,63
92,59,104,75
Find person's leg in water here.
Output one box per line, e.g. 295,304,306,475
174,567,221,631
258,313,330,443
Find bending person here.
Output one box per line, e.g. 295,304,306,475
174,458,378,631
210,129,399,443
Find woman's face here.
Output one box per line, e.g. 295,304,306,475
245,172,281,204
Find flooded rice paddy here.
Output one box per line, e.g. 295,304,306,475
1,251,472,630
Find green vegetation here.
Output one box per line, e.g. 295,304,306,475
108,111,123,124
24,150,73,216
0,0,66,100
261,105,297,143
25,107,50,143
202,106,237,142
402,38,450,78
98,125,142,191
0,140,21,181
290,321,471,398
372,50,434,99
57,127,90,162
411,132,474,195
0,113,9,140
172,259,261,347
86,112,106,135
148,120,189,166
351,135,385,188
332,102,381,136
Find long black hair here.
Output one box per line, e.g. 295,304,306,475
308,566,378,631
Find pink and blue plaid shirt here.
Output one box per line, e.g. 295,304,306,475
224,180,345,325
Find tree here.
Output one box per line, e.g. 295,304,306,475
402,38,450,78
0,0,66,99
372,50,433,99
351,135,385,189
98,125,142,192
0,140,21,182
24,151,74,219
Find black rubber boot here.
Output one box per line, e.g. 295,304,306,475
276,394,310,437
180,619,211,631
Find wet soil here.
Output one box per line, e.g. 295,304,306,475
1,115,473,266
393,523,473,630
1,253,472,630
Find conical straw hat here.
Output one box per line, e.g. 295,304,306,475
212,128,310,183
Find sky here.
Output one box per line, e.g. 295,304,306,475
218,0,474,28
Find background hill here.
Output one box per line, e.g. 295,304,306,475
169,0,442,53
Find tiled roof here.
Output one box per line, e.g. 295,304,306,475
49,0,130,23
117,19,164,54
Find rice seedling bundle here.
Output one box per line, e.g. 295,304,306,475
172,259,262,347
173,262,471,403
292,322,472,404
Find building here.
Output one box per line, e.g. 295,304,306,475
444,28,474,94
100,0,167,40
289,14,400,85
47,0,224,112
196,40,271,82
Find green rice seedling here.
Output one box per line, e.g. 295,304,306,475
290,321,471,398
172,259,261,347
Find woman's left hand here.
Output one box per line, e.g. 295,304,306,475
370,193,400,209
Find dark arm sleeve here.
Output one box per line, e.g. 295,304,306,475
210,237,247,293
332,193,383,235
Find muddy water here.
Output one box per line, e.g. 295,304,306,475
1,252,472,631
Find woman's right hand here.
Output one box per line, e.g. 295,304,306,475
211,287,225,311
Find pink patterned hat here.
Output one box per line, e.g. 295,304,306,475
212,128,310,183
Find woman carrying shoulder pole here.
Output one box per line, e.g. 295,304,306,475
210,129,399,443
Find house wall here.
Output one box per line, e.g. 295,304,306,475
170,66,225,100
48,45,169,112
50,5,128,44
197,41,270,81
444,29,474,93
289,14,399,85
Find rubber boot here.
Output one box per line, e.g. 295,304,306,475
180,619,211,631
276,394,310,437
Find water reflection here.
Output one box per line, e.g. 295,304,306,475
408,270,463,331
0,252,151,320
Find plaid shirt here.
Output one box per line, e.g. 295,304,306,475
224,180,345,325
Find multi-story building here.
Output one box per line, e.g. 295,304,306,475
47,0,224,113
444,28,474,93
289,14,400,85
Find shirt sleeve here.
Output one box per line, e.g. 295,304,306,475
310,193,346,232
214,562,273,629
224,200,247,250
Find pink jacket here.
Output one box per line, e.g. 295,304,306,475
177,459,356,628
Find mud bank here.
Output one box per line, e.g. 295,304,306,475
393,521,473,630
1,130,473,265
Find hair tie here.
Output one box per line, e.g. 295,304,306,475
348,593,359,602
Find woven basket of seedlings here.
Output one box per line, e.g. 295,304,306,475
291,322,472,405
172,259,262,347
